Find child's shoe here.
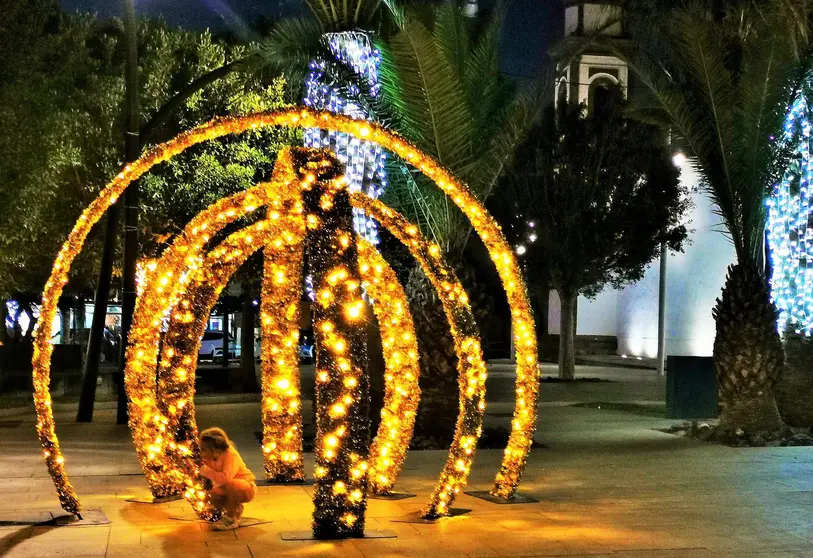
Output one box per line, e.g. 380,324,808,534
212,515,238,531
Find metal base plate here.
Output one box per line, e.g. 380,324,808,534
390,508,471,524
0,511,54,526
125,494,183,504
368,491,416,501
280,529,396,540
169,515,272,528
465,491,539,504
256,478,315,486
53,509,110,526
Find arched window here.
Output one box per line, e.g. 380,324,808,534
588,75,619,116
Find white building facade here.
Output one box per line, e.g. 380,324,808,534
549,2,737,358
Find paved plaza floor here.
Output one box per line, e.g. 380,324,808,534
1,365,812,557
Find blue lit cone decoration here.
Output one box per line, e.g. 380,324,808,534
31,109,539,538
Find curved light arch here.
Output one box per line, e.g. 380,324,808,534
352,193,487,518
357,239,421,496
32,109,538,517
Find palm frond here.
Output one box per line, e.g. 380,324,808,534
380,13,475,172
253,17,326,81
304,0,383,31
732,11,801,261
434,2,469,81
471,77,549,200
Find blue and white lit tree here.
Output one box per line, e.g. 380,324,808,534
766,92,813,335
303,31,387,245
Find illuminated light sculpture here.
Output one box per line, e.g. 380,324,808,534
767,92,813,335
352,193,486,517
357,239,421,496
32,109,538,530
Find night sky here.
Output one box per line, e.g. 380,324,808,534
57,0,561,80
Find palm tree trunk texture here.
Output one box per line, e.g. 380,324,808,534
713,263,784,434
237,286,260,392
406,262,492,443
557,290,576,381
775,331,813,427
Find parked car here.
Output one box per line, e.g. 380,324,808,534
199,331,235,361
251,331,315,364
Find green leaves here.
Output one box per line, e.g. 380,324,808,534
615,0,813,267
497,98,689,299
379,3,543,255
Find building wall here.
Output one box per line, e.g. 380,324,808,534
547,289,618,336
563,161,736,357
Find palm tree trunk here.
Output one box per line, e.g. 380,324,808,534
237,285,260,392
0,299,9,345
774,331,813,427
557,289,576,380
406,260,492,443
713,263,784,434
116,0,140,425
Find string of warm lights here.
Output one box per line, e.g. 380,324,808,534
154,220,276,518
125,156,299,500
33,109,538,523
259,198,307,482
299,151,372,538
351,193,486,518
356,239,421,496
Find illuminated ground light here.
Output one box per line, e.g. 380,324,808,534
32,109,538,531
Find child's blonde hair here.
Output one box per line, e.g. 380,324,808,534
199,427,233,454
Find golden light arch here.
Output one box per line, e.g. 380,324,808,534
32,109,539,530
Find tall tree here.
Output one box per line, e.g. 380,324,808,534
376,3,544,439
608,0,813,433
497,98,689,379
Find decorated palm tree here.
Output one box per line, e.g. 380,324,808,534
610,0,813,434
257,1,542,439
376,3,544,439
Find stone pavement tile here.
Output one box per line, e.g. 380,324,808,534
350,534,471,558
708,552,805,558
203,540,252,557
0,525,34,541
477,534,611,557
249,539,365,557
613,550,715,557
0,525,109,557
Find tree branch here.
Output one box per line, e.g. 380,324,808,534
139,59,246,145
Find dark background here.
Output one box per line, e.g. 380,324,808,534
58,0,562,81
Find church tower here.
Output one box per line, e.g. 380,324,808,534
555,1,629,113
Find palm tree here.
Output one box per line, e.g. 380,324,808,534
608,0,813,434
376,3,545,439
256,1,542,438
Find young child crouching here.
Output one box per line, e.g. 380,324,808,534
199,427,256,530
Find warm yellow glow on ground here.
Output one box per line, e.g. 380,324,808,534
32,109,538,524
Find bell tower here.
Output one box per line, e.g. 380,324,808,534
555,1,629,113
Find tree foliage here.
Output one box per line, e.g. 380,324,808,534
0,2,297,301
612,0,813,267
378,2,544,256
501,98,689,301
